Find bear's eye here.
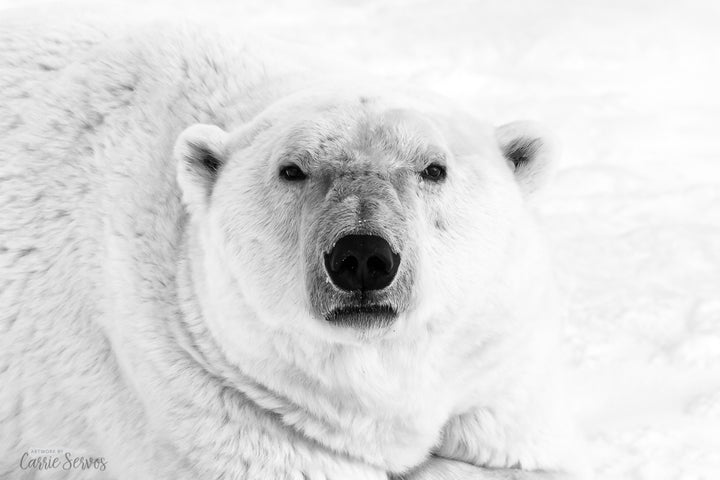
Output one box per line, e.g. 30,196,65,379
420,163,447,182
279,164,307,182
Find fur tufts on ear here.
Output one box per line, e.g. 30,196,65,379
175,124,229,215
496,121,555,197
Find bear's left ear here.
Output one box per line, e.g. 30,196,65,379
495,121,555,197
174,124,229,215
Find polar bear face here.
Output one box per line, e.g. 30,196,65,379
175,91,553,345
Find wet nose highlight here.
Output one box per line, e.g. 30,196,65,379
324,235,400,292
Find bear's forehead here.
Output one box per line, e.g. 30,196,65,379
281,106,448,168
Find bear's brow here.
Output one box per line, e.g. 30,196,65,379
281,133,446,168
281,149,316,167
408,145,447,166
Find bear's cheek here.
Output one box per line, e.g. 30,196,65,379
415,179,512,306
212,180,307,306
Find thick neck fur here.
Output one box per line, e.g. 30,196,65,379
168,217,449,472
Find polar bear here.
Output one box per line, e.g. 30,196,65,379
0,17,578,480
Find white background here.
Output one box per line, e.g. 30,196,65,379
2,1,719,478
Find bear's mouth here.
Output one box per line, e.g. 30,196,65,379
325,304,397,328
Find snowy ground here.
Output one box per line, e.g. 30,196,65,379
2,0,719,478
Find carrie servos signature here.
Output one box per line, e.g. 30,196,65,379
19,448,107,471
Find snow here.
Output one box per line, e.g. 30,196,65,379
2,0,719,478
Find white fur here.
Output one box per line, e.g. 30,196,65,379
0,17,579,480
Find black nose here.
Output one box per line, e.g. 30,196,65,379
324,235,400,292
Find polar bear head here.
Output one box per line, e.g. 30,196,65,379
174,90,553,346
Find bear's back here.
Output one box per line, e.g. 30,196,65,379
0,18,218,395
0,19,230,466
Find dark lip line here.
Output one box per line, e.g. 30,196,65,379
325,304,397,322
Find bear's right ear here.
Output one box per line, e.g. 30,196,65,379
174,124,229,215
495,121,555,197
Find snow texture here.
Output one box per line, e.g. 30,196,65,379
1,0,719,478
